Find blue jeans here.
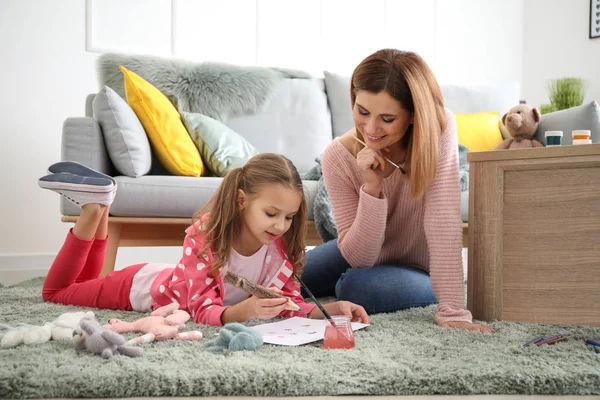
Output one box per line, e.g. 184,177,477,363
301,240,437,314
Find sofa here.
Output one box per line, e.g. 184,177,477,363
59,59,520,275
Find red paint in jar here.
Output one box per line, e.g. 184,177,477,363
323,316,355,349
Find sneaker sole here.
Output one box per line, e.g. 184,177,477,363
48,161,116,185
38,179,115,193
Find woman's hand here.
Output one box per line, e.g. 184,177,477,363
356,146,388,197
439,321,493,334
309,301,369,324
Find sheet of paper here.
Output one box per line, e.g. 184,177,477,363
250,317,369,346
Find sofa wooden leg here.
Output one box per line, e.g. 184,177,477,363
101,222,122,277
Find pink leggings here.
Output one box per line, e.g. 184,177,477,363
42,229,145,310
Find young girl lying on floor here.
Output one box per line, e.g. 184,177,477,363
39,154,368,326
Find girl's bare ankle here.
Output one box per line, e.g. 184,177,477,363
81,203,108,215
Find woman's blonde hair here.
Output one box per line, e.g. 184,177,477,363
193,153,307,276
350,49,447,199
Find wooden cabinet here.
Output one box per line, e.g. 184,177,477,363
467,144,600,326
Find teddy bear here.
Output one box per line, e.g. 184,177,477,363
74,318,143,358
494,104,544,150
104,303,202,343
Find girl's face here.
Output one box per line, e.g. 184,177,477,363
353,90,414,151
237,183,302,254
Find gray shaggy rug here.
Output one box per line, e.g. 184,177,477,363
97,53,310,121
2,278,600,399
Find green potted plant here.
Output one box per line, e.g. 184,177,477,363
540,77,588,114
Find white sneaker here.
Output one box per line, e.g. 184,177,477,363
38,173,116,207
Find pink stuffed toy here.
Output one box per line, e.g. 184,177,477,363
105,303,202,344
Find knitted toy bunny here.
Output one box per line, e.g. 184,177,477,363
105,303,202,343
74,318,143,358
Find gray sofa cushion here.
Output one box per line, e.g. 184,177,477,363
225,79,332,173
110,175,318,220
534,101,600,146
323,71,354,138
92,86,152,178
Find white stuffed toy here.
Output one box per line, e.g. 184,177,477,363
51,311,95,341
0,310,95,348
0,323,53,348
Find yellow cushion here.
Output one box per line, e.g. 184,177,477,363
455,112,504,152
120,66,204,176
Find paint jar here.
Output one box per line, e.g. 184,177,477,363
572,130,592,145
323,316,355,349
545,131,563,147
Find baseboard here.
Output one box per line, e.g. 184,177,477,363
0,254,51,286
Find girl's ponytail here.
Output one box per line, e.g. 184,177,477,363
193,167,244,274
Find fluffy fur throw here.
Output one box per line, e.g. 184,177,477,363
97,53,310,121
303,155,337,243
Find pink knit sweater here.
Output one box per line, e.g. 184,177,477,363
322,109,472,325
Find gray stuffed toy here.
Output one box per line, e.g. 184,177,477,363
206,323,263,353
74,318,143,359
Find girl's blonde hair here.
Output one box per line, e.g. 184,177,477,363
193,153,307,276
350,49,447,199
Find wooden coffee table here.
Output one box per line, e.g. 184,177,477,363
467,144,600,326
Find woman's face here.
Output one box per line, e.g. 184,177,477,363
352,90,414,151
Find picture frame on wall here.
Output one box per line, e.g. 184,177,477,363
591,0,600,39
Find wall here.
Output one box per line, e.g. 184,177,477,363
522,0,600,108
0,0,524,284
0,0,98,283
86,0,524,81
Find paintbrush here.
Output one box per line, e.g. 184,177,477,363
294,274,352,340
352,134,406,174
223,271,302,311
